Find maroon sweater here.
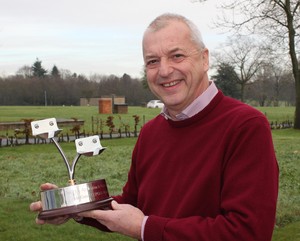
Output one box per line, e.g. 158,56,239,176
83,91,279,241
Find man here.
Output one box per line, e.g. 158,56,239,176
30,13,279,241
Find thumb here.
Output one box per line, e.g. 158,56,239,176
111,200,121,210
40,183,58,191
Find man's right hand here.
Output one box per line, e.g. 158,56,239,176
29,183,70,225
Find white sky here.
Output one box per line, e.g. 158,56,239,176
0,0,227,78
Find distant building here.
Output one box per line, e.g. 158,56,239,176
80,96,125,106
80,96,128,114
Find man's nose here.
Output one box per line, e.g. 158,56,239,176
158,58,173,77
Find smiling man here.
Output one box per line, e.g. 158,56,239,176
30,13,279,241
143,17,209,118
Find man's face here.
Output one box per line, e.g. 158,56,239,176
143,21,209,114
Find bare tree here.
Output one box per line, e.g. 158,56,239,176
248,62,285,106
212,0,300,127
16,65,32,78
213,36,269,102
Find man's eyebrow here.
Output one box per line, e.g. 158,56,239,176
165,48,184,56
169,48,182,54
145,48,183,59
144,54,157,60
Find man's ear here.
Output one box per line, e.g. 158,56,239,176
202,48,209,71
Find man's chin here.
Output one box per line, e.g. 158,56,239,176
163,99,184,110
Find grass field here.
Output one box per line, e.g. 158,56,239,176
0,106,161,137
0,106,299,240
0,105,296,137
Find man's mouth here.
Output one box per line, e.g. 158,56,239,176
162,80,180,87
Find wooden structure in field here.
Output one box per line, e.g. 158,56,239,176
80,96,128,114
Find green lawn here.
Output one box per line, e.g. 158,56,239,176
0,106,295,137
0,139,135,241
0,106,161,139
0,106,299,240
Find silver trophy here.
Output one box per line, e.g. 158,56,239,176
31,118,113,220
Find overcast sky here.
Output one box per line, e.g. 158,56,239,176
0,0,227,78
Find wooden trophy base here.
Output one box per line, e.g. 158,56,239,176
38,179,112,220
38,197,113,220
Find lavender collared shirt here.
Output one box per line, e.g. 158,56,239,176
141,81,218,240
161,81,218,121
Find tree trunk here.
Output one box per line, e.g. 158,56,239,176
294,70,300,128
240,83,245,102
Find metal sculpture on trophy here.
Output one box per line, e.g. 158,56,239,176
31,118,113,220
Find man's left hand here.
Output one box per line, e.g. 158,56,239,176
78,200,145,240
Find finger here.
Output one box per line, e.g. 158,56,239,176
46,216,70,225
77,210,98,219
40,183,58,191
73,215,84,222
78,210,108,220
111,200,120,210
36,217,46,225
30,201,42,212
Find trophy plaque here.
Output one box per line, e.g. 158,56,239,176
31,118,113,220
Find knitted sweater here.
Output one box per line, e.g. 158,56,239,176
81,91,278,241
114,91,278,241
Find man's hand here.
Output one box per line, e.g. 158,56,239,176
29,183,70,225
78,200,145,240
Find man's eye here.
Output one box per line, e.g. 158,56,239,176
147,59,158,66
173,54,184,59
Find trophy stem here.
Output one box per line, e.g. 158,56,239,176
70,153,81,181
51,138,73,181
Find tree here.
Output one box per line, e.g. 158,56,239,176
51,65,60,77
213,0,300,127
213,36,269,102
277,70,296,106
16,65,32,77
31,58,47,78
141,67,149,89
211,62,240,99
246,64,277,106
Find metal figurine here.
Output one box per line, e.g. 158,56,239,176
31,118,113,220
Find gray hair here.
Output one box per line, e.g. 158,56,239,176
144,13,206,49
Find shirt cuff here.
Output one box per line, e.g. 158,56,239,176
141,216,149,241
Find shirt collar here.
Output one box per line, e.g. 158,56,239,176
161,81,218,121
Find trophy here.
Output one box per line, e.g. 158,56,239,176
31,118,113,220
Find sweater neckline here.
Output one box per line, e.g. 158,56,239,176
167,91,224,128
